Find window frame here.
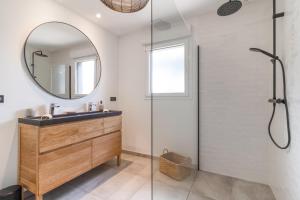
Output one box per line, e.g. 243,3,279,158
74,56,97,97
146,38,190,98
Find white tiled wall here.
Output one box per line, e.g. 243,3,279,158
186,0,273,184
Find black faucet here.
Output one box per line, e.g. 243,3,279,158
49,103,60,115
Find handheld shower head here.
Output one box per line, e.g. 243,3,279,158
217,0,242,16
249,48,277,59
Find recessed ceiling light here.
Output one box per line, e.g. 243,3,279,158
96,13,102,19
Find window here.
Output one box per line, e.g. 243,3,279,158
149,41,187,96
75,59,96,95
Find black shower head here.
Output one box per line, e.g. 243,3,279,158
33,50,48,58
38,54,48,58
217,0,242,16
249,48,277,59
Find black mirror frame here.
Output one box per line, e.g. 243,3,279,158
23,21,102,100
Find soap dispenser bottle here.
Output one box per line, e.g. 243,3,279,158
98,101,104,112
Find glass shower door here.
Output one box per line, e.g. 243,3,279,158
151,0,199,199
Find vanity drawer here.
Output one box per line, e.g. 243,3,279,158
92,131,122,167
39,119,104,153
38,141,92,194
104,116,122,134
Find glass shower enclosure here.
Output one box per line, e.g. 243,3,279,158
151,0,199,199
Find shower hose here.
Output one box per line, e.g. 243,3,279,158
268,58,291,149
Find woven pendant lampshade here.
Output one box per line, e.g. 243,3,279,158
100,0,149,13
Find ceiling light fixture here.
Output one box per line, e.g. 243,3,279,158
100,0,149,13
96,13,102,18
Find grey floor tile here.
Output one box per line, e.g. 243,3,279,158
191,171,234,200
187,191,216,200
153,180,190,200
232,179,276,200
190,171,275,200
68,160,133,193
129,182,152,200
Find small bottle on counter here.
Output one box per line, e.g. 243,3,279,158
98,101,104,112
87,102,95,112
25,109,35,118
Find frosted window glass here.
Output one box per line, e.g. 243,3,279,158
152,45,185,94
76,60,95,95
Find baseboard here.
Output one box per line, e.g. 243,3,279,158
122,150,199,169
122,149,153,159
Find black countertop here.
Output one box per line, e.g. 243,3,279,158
18,110,122,127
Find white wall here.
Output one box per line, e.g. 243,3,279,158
118,29,152,155
187,0,273,184
269,0,300,199
0,0,119,188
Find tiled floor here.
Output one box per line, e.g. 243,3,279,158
26,153,276,200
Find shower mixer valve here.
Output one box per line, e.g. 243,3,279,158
268,98,285,104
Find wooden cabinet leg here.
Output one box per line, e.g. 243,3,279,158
21,187,25,200
117,155,121,166
36,194,43,200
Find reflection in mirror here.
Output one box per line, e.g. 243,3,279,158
24,22,101,99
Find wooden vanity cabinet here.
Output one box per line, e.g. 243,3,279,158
19,115,122,200
92,131,122,167
39,141,92,194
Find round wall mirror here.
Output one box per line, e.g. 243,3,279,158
24,22,101,99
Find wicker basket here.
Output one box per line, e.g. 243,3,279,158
159,149,192,181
